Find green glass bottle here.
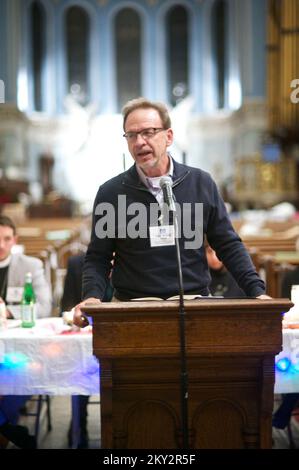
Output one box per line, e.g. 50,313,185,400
21,272,36,328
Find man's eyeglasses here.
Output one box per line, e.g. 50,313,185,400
123,127,165,141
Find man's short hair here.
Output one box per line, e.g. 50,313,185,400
0,215,16,235
122,97,171,131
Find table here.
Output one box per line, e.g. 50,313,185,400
0,318,298,443
0,317,99,448
275,327,299,394
1,318,299,395
0,318,99,395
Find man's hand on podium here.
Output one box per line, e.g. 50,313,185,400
73,297,102,327
256,294,272,300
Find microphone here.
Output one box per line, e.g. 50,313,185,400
159,176,176,212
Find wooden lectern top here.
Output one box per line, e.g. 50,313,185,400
83,298,292,358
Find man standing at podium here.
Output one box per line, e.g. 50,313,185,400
74,97,268,326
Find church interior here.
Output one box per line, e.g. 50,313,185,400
0,0,299,452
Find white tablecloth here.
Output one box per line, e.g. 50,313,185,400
275,327,299,394
0,318,298,395
0,318,99,395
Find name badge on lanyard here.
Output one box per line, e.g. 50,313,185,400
149,225,175,247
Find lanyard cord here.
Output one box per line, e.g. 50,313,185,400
0,268,8,301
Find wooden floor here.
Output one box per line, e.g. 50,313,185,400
5,395,299,450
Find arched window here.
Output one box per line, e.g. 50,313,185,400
65,6,90,105
212,0,228,109
166,6,189,107
30,1,46,111
115,8,141,110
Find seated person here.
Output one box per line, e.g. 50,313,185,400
205,243,246,297
272,267,299,429
281,267,299,299
61,253,113,448
0,398,36,449
0,217,52,320
0,215,52,448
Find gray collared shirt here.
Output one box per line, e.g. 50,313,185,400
136,155,174,207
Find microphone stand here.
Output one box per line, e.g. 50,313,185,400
172,209,189,449
160,178,189,448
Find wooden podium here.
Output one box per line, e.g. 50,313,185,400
83,298,292,449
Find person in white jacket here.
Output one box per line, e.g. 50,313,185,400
0,215,52,448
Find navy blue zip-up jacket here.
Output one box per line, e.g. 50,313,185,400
82,159,265,300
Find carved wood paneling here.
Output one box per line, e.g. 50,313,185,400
85,299,292,449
